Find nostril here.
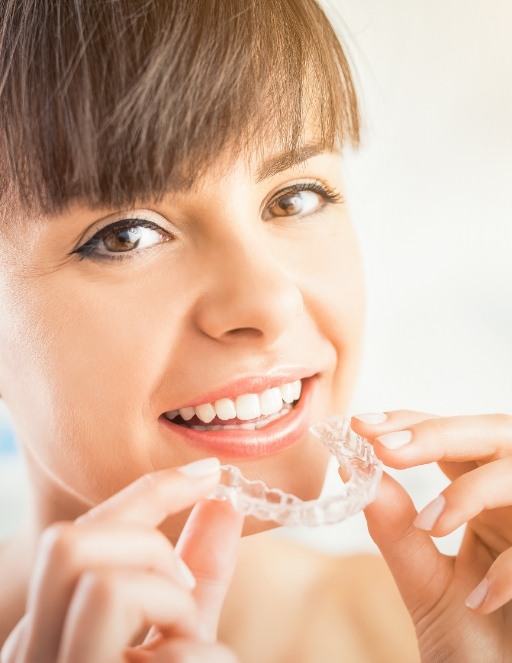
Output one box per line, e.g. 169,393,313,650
224,327,263,338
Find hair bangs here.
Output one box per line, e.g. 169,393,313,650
0,0,360,215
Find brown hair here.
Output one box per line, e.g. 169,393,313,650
0,0,359,215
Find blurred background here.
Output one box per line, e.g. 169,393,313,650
1,0,511,553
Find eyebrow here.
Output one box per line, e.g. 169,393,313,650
255,143,332,182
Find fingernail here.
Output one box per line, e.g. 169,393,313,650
376,430,412,449
353,412,388,424
176,556,197,589
178,457,221,477
414,495,446,531
465,577,489,610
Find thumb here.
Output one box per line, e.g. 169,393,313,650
175,499,244,642
364,471,453,619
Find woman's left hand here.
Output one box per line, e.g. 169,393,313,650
351,411,512,663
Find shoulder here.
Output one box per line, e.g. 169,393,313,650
314,552,419,662
230,534,419,663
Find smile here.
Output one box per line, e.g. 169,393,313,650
163,380,302,431
159,373,317,459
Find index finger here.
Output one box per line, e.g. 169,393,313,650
76,458,221,527
356,413,512,469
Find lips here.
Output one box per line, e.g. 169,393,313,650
159,373,317,459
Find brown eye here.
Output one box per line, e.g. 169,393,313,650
101,226,163,252
266,190,323,218
75,220,170,261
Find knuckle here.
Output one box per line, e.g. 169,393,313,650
419,417,445,438
39,521,78,564
136,471,165,502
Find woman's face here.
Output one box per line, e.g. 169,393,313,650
0,144,365,539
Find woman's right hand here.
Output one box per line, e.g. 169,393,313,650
0,458,243,663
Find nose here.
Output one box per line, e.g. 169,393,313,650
192,233,304,345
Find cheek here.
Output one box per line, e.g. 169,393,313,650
0,265,195,501
294,221,365,408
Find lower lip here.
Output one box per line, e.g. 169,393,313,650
159,377,317,460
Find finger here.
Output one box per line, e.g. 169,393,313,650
127,638,239,663
358,413,512,469
364,471,453,620
176,499,244,642
23,523,193,663
414,457,512,536
351,410,438,439
465,546,512,614
0,615,29,663
57,570,198,663
76,457,221,527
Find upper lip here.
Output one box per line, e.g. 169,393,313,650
164,367,318,412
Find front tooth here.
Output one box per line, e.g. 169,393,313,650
195,403,216,424
291,380,302,400
259,387,283,415
280,383,295,404
214,398,237,421
235,393,261,421
179,407,195,421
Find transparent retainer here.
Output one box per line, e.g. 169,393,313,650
208,415,383,527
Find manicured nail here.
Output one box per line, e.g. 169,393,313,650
376,430,412,449
176,557,196,589
178,457,221,477
353,412,388,424
465,577,489,610
414,495,446,531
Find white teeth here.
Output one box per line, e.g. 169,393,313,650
235,393,261,421
179,407,195,421
279,383,295,404
166,379,303,426
214,398,237,421
291,380,302,400
195,403,216,424
259,387,283,415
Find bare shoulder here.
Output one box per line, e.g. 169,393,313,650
221,533,419,663
290,541,419,663
320,552,419,659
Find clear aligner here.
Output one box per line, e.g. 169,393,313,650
208,415,383,527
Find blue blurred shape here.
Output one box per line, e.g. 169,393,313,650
0,416,17,454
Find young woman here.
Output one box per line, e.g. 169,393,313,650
0,1,511,661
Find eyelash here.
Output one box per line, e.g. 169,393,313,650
73,219,167,263
73,181,343,263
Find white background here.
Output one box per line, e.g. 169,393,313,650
1,0,512,553
284,0,512,553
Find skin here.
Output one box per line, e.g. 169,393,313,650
354,411,512,662
0,150,365,540
0,145,511,661
0,148,366,660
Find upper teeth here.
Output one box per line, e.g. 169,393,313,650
166,379,302,424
